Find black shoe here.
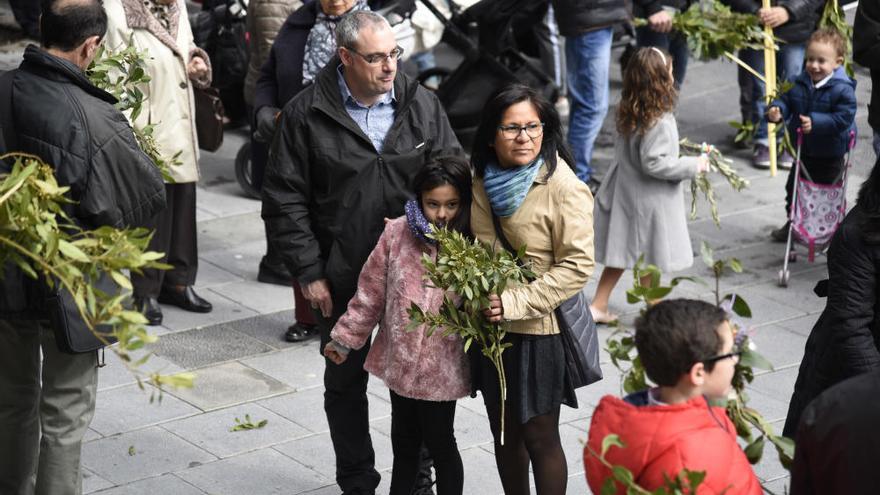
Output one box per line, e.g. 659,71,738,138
135,297,163,326
158,286,213,313
285,323,319,342
257,259,292,286
771,222,790,243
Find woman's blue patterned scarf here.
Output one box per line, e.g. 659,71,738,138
483,156,543,217
405,199,435,246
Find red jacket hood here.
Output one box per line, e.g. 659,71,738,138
584,394,763,495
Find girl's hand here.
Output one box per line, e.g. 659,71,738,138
323,342,347,364
697,155,710,174
483,294,504,323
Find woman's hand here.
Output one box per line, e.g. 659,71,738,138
323,342,347,364
483,294,504,323
187,56,209,81
758,7,789,28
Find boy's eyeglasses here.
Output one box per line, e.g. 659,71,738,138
346,46,405,65
497,123,545,140
702,350,743,364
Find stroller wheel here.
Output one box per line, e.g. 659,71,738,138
778,269,790,288
234,141,260,200
416,67,451,91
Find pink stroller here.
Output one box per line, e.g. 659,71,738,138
778,128,857,287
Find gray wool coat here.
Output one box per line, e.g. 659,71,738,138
594,113,700,272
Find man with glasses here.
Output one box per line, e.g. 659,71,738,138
261,10,460,495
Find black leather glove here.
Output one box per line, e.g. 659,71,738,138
254,106,280,143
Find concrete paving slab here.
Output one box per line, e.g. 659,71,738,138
200,239,267,280
241,343,325,391
192,258,246,289
460,445,504,495
82,468,113,494
197,213,266,254
209,279,295,314
746,326,807,370
774,312,821,337
749,366,801,402
560,423,588,473
82,426,216,485
196,187,261,218
90,474,207,495
224,309,298,350
566,472,590,495
98,349,183,392
157,295,259,333
83,428,102,443
150,325,273,369
90,384,201,436
163,403,310,458
177,448,329,495
166,361,292,411
257,387,330,434
744,388,792,425
272,428,394,481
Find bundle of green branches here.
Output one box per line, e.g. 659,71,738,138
407,228,532,444
819,0,853,77
635,0,775,60
87,43,180,182
0,153,192,395
681,139,749,227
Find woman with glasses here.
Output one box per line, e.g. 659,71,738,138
470,84,594,495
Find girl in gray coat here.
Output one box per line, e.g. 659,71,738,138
590,47,708,323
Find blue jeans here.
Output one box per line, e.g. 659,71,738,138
636,28,689,88
744,43,805,144
565,27,613,183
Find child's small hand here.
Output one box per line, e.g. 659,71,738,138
799,115,812,134
767,106,782,124
758,6,789,28
697,155,710,174
483,294,504,323
323,342,347,364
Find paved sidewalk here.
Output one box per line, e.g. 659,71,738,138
1,2,875,493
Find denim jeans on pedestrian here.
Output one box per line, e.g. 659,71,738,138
636,28,690,88
565,26,613,183
744,43,806,146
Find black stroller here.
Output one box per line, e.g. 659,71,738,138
415,0,559,150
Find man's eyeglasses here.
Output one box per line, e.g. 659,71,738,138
346,46,405,65
702,349,743,364
497,122,545,140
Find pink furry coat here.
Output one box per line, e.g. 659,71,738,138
331,217,470,402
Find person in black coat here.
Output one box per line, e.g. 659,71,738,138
854,0,880,158
790,369,880,494
784,155,880,437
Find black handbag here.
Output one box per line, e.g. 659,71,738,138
491,214,602,389
194,86,225,152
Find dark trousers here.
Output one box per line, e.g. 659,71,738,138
784,156,846,217
132,183,198,298
318,304,380,493
9,0,39,37
389,391,463,495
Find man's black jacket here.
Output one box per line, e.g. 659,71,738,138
0,45,166,318
723,0,823,44
550,0,630,37
854,0,880,129
261,58,461,306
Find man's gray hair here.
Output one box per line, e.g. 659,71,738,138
335,10,391,49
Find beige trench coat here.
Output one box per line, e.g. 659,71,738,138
104,0,212,184
471,159,596,335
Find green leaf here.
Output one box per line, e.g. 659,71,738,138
728,258,743,273
57,239,90,262
611,466,635,485
744,436,765,464
700,241,714,267
721,294,751,318
738,345,774,371
600,477,618,495
601,434,625,457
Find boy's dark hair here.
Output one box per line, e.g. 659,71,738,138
412,155,473,236
470,84,575,179
41,0,107,52
809,28,848,59
635,299,728,387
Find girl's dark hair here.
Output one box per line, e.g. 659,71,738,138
857,155,880,245
412,155,473,236
470,84,575,178
617,47,677,137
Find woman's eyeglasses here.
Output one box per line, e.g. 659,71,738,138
346,46,405,65
497,122,545,140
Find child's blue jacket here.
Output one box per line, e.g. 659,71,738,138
771,66,857,159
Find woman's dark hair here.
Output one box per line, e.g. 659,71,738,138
412,155,473,236
41,0,107,52
635,299,728,387
470,84,575,179
857,155,880,245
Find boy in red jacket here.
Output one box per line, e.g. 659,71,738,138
584,299,762,494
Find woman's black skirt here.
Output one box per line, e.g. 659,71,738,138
471,332,578,425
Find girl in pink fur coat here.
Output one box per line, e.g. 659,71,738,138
323,156,472,495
